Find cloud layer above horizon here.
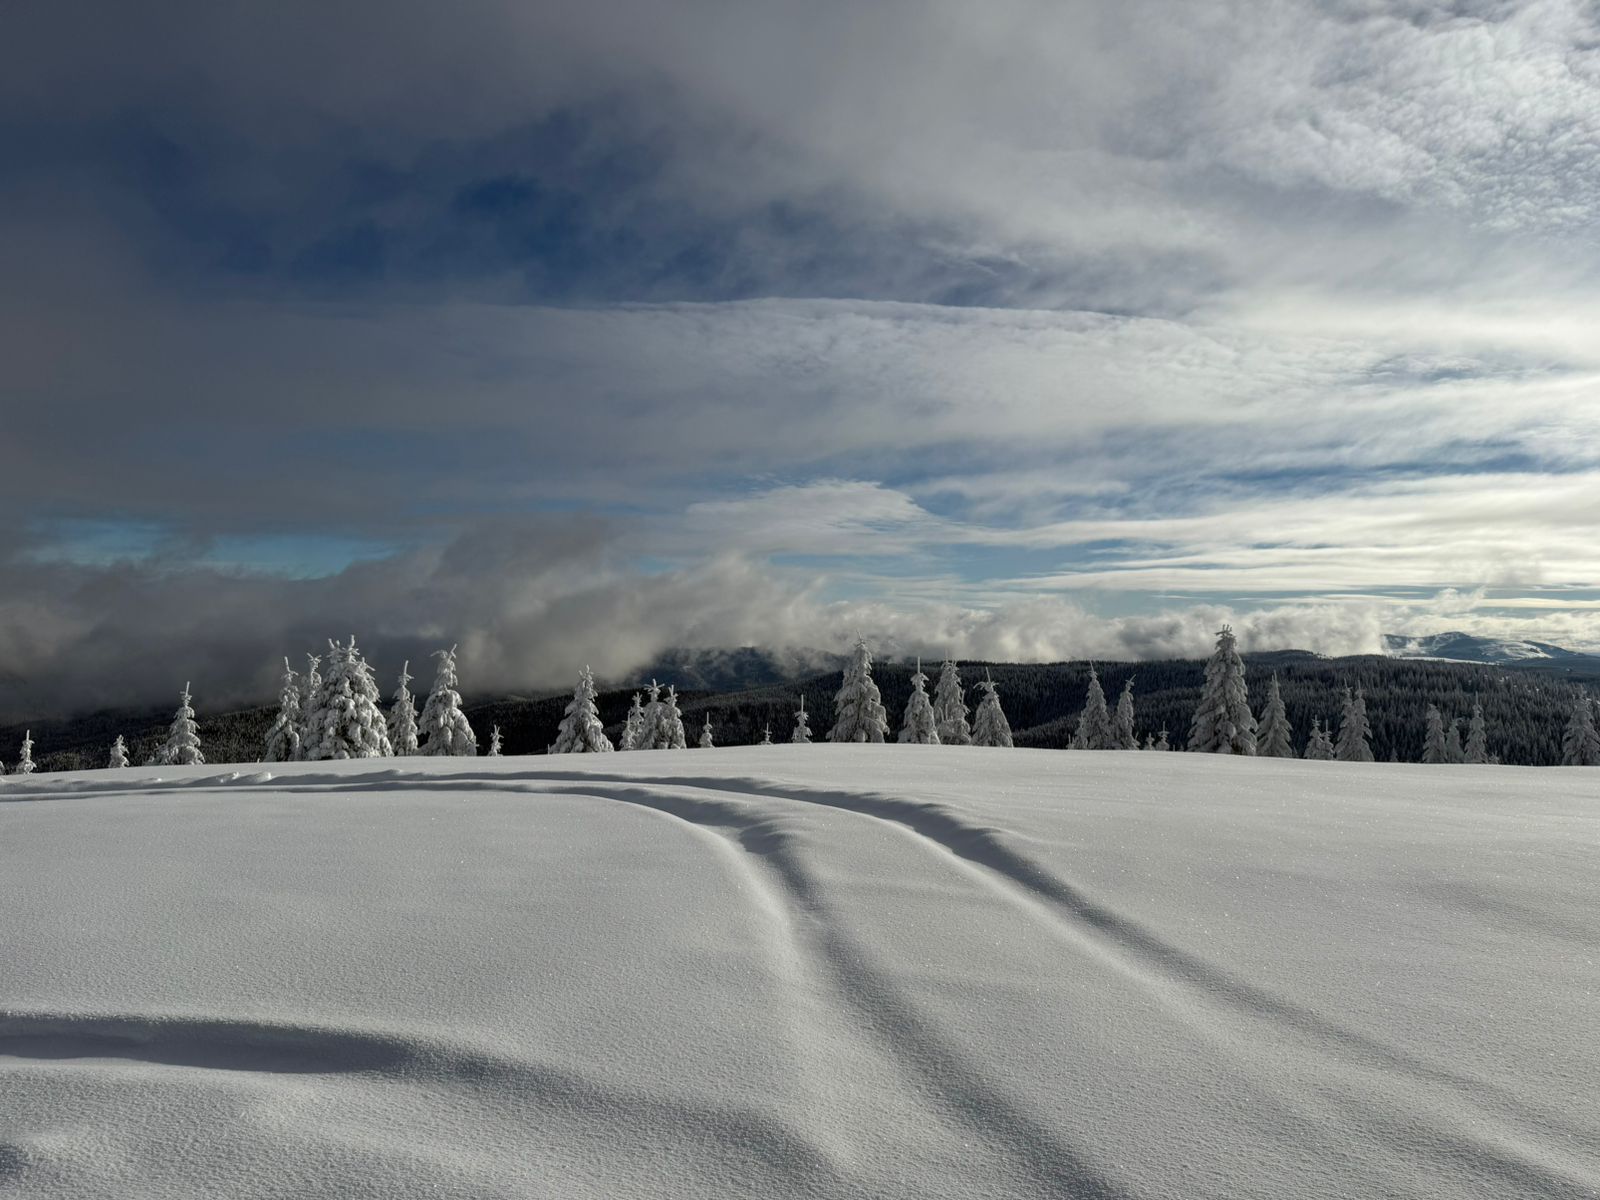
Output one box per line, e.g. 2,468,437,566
5,0,1600,718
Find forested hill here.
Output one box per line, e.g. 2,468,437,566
668,652,1600,766
10,651,1600,772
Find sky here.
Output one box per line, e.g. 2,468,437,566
5,0,1600,720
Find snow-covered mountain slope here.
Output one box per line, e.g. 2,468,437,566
2,750,1596,1199
1383,630,1594,664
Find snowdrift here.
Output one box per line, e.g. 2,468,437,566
2,749,1596,1198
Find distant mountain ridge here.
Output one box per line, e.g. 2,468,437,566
1381,631,1597,665
619,646,849,694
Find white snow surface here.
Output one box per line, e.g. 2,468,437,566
2,749,1596,1199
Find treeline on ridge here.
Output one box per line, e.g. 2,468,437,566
10,649,1599,772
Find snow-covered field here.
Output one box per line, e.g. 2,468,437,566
2,749,1596,1199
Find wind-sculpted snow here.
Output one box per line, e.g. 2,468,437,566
2,750,1597,1198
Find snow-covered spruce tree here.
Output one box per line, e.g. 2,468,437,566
699,715,715,749
635,680,665,750
1561,696,1600,766
1188,626,1257,755
1154,728,1170,751
1462,701,1490,765
1444,720,1464,764
932,656,972,745
1072,666,1114,750
971,672,1014,748
301,638,394,760
388,661,419,756
1421,704,1449,764
791,695,812,744
488,725,503,757
159,683,205,766
1303,718,1334,761
1113,678,1139,750
1142,733,1154,750
418,645,477,757
828,635,890,743
1334,687,1374,763
619,693,646,751
108,735,129,769
295,653,322,760
551,666,614,754
656,686,688,750
17,730,35,775
898,658,941,744
759,723,773,746
263,657,302,763
1255,675,1294,759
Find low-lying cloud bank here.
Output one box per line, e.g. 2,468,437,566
1,517,1393,723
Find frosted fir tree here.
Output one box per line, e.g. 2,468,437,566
1560,697,1600,766
1255,675,1294,758
297,648,331,758
388,661,420,756
263,657,302,763
488,725,503,757
699,715,715,749
302,638,394,760
1303,718,1334,761
657,686,689,750
898,658,941,744
759,723,773,746
1421,705,1449,764
157,683,205,766
1113,678,1139,750
635,680,666,750
1334,687,1374,763
1188,626,1257,755
1444,720,1464,764
971,672,1014,748
791,695,813,744
1462,701,1490,764
1142,733,1154,750
108,735,129,769
1072,666,1114,750
17,730,35,775
828,635,890,743
295,652,322,758
932,656,972,745
619,693,646,751
1154,728,1170,751
418,645,477,757
551,666,614,754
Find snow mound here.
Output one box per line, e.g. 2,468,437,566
2,749,1596,1198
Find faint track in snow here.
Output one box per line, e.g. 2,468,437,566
513,769,1600,1200
542,783,1131,1200
681,777,1600,1192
